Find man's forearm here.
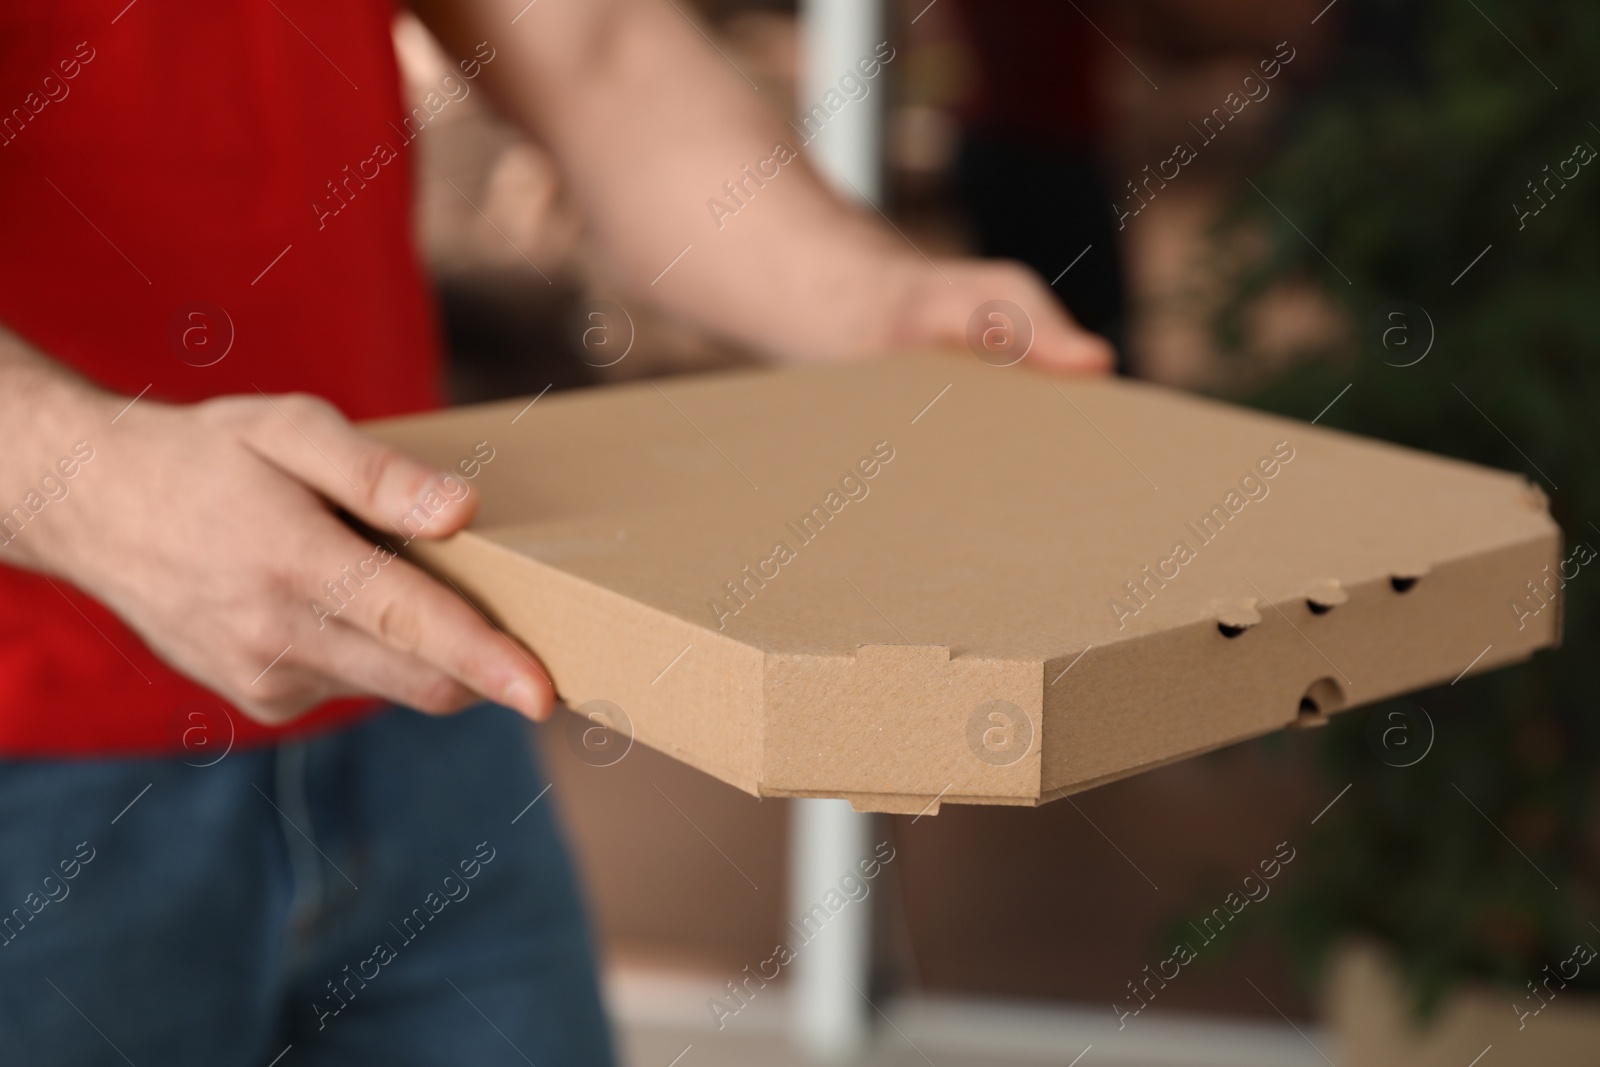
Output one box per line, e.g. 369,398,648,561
417,0,916,360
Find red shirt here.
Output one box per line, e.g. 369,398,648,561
952,0,1108,149
0,1,442,755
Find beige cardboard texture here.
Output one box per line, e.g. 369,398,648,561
364,353,1561,815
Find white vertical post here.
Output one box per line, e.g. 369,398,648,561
799,0,886,203
788,797,874,1060
791,5,886,1058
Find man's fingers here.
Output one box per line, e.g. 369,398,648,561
216,392,477,541
290,620,481,715
976,262,1113,374
327,552,557,721
1028,316,1115,374
889,258,1114,374
228,662,342,724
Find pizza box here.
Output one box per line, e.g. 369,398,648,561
364,352,1560,815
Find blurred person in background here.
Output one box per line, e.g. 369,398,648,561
949,0,1128,353
944,0,1325,371
0,0,1108,1063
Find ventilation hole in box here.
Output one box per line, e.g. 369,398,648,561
1390,576,1419,593
1218,621,1249,639
1296,677,1346,723
1307,600,1334,615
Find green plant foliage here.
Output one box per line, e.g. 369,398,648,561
1213,0,1600,1017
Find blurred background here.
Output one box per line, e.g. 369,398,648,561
395,0,1600,1063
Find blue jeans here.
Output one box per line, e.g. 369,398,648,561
0,703,615,1066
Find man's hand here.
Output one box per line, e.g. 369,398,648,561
874,255,1115,373
13,383,555,726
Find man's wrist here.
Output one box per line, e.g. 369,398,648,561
0,331,120,569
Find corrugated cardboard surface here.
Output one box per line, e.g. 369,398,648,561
366,353,1560,814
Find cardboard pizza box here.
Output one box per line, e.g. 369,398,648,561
364,353,1561,815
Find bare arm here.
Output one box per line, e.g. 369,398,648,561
413,0,1112,369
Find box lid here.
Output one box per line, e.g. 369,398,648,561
365,353,1561,814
